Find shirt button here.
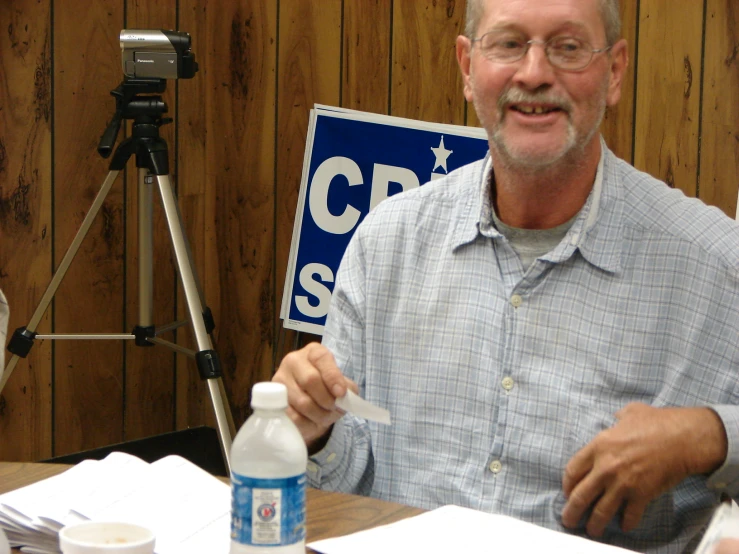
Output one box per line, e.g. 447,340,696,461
489,460,502,473
511,294,523,307
501,376,514,391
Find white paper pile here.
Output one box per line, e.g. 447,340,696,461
695,499,739,554
0,453,230,554
308,504,639,554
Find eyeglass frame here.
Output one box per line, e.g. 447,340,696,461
469,32,613,71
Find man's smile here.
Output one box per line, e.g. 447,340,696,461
510,103,563,115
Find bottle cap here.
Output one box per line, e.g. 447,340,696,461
251,382,288,409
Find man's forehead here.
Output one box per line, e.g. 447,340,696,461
480,0,602,21
478,0,604,36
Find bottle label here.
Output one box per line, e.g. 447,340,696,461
230,473,306,546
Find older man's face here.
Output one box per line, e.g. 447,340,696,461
457,0,626,170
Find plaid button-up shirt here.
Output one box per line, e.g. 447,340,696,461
310,138,739,554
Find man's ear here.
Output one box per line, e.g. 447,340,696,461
606,38,629,107
456,35,474,102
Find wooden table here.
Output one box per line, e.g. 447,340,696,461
0,461,424,551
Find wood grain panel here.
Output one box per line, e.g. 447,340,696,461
121,1,178,442
0,0,53,461
633,0,703,196
699,0,739,217
173,0,213,432
342,0,392,115
275,0,342,368
179,0,279,427
600,0,638,162
53,0,125,456
391,0,466,124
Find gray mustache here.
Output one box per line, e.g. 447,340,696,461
498,89,572,113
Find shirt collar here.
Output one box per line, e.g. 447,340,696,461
453,136,624,274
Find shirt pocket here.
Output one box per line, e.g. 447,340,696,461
551,404,679,544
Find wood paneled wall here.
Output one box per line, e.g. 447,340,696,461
1,0,737,461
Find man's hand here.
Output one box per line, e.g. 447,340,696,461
273,342,358,451
561,403,728,537
715,538,739,554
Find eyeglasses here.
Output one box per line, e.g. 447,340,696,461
470,32,612,71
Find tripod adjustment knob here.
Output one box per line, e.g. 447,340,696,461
7,327,37,358
195,350,222,380
132,325,156,347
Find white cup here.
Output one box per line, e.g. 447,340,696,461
59,521,155,553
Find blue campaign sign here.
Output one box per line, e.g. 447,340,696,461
281,106,489,335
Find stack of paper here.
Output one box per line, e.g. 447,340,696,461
695,499,739,554
0,453,230,554
307,505,639,554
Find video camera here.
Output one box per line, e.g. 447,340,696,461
120,29,198,80
97,29,198,160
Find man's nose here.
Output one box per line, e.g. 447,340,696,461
512,42,557,89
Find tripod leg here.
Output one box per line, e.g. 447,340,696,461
166,184,235,435
1,170,121,395
138,169,154,327
154,173,233,471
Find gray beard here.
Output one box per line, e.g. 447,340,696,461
480,81,609,174
488,106,605,174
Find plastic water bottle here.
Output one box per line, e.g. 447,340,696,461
230,382,308,554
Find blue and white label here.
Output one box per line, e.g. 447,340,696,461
231,473,306,547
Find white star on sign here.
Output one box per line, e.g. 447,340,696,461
431,136,453,173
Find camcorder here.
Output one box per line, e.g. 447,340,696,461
120,29,198,80
96,29,199,159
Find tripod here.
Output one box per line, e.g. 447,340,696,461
2,77,235,471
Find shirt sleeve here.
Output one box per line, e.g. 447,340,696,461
707,404,739,497
306,414,374,495
308,224,375,494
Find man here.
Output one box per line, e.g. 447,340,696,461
273,0,739,552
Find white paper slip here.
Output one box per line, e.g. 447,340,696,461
335,390,391,425
694,499,739,554
308,505,638,554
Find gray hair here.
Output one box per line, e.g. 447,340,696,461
464,0,621,46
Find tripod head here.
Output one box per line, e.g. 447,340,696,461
98,77,172,159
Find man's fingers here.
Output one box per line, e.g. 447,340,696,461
283,376,338,428
563,444,594,497
561,469,601,529
713,538,739,554
306,343,348,399
584,486,625,538
286,405,329,444
293,367,339,412
273,342,355,448
345,377,359,396
620,497,649,533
